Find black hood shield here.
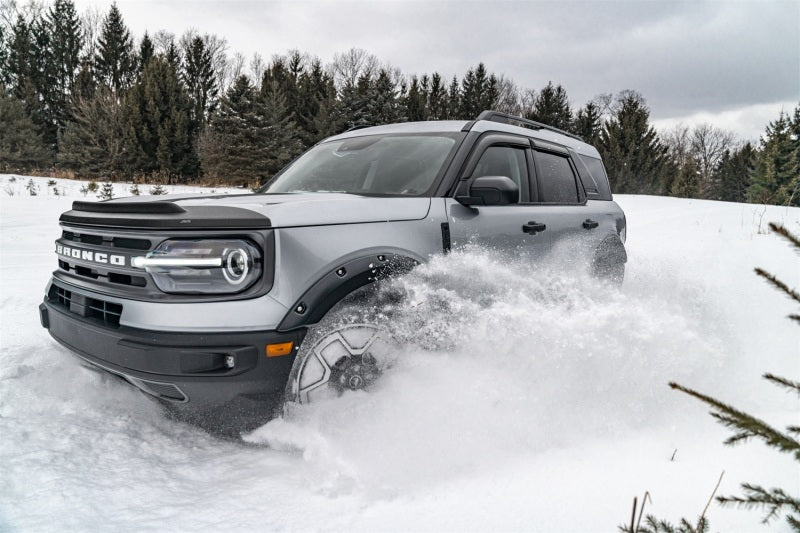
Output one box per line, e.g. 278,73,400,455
60,200,271,230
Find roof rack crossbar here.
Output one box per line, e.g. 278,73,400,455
475,110,583,141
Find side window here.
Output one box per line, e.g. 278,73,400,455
578,155,613,200
535,150,580,204
472,146,528,202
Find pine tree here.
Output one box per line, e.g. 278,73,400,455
446,76,460,119
598,91,670,194
94,3,136,94
138,32,154,71
336,74,372,131
46,0,82,137
525,81,573,131
459,63,497,119
574,101,602,143
297,58,337,142
369,68,404,125
259,78,303,178
182,35,217,133
7,14,55,150
58,87,124,176
97,180,114,199
149,183,167,195
710,143,755,203
30,13,59,147
26,178,38,195
120,56,197,180
404,75,426,122
427,72,447,120
670,156,701,198
199,75,297,185
129,183,140,195
0,87,52,171
749,107,800,206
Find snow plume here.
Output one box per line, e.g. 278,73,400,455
245,246,725,495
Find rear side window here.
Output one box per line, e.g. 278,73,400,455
578,155,612,200
535,151,579,203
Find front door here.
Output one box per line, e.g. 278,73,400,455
446,134,551,262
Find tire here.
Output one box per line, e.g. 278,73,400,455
592,238,626,286
593,256,625,285
284,287,397,405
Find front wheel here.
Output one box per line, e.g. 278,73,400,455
287,323,393,404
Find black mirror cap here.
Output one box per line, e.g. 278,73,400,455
464,175,519,206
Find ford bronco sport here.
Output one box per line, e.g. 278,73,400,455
39,111,627,432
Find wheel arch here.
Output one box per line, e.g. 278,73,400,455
277,250,421,331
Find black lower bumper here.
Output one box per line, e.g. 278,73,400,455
40,297,305,433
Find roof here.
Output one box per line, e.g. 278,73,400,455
325,119,601,158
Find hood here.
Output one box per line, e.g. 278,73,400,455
61,193,431,230
174,193,432,228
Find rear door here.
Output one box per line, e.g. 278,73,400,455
446,133,551,260
528,141,605,255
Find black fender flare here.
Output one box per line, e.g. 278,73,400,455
277,253,420,331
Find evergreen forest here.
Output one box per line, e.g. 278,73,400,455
1,1,798,205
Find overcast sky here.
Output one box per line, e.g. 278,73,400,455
73,0,799,141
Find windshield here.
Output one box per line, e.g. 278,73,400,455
259,133,461,196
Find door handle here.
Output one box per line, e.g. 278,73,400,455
582,219,599,229
522,221,547,234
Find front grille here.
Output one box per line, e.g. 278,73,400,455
58,260,147,287
49,284,123,328
62,230,151,250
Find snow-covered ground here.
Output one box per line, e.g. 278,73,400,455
1,174,797,531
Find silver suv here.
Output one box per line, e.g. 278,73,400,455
39,111,627,432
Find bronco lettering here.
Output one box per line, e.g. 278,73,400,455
55,244,126,266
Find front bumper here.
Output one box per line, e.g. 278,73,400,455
40,284,305,432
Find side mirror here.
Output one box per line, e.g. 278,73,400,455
457,175,519,206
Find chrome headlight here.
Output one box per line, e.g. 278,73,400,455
133,239,262,294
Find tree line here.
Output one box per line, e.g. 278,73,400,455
0,1,798,205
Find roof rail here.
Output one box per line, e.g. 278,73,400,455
343,123,374,133
475,110,583,141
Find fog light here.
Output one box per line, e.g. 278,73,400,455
224,355,235,368
267,342,294,357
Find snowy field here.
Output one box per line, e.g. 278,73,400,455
1,174,798,532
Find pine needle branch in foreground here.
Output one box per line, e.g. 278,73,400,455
668,382,800,459
717,484,800,526
769,223,800,251
764,373,800,396
754,268,800,305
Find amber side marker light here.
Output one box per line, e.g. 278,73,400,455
267,341,294,357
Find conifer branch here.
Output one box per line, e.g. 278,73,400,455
764,373,800,396
769,223,800,251
716,484,800,526
668,382,800,459
789,314,800,324
754,268,800,305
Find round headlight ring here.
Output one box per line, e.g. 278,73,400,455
222,248,250,285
